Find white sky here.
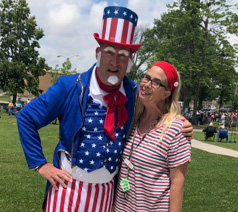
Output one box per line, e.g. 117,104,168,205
22,0,238,72
25,0,174,72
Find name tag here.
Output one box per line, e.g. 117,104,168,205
124,158,134,170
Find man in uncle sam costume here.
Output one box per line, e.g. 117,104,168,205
17,5,192,212
17,5,141,212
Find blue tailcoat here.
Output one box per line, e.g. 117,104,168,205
17,63,138,200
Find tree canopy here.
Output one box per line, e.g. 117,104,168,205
130,0,238,123
51,58,77,84
0,0,49,103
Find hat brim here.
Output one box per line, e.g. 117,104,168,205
94,33,141,53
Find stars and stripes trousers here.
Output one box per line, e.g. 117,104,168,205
44,178,115,212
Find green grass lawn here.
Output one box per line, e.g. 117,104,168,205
0,110,58,212
193,131,238,151
183,148,238,212
0,95,11,102
0,109,238,211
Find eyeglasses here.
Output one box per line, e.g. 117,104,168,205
141,74,168,89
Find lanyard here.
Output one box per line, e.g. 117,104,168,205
121,126,146,198
128,118,159,161
121,117,161,198
126,121,158,180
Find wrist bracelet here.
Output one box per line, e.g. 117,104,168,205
34,163,46,172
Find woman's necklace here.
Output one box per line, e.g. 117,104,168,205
137,117,159,136
133,117,159,151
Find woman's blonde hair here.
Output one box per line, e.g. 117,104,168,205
161,72,181,139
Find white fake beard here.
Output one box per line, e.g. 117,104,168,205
107,76,119,85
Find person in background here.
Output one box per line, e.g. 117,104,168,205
8,102,14,108
203,122,217,141
217,124,229,142
17,6,193,212
114,61,191,212
221,113,226,124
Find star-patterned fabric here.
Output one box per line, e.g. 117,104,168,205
69,95,126,174
103,6,138,28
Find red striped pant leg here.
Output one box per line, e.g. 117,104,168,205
74,181,83,212
98,183,105,212
59,180,69,211
84,183,92,212
44,186,53,212
44,182,61,212
52,182,60,211
104,180,114,212
50,179,115,212
91,184,100,211
98,180,114,212
66,179,76,211
108,180,115,212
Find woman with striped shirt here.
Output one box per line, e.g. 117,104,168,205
114,61,191,212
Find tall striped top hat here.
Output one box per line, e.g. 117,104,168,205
94,6,142,53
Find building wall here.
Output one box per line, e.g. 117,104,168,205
39,72,54,94
18,72,55,99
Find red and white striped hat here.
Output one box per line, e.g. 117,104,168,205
94,6,142,53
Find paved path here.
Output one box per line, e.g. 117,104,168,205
0,92,7,96
0,101,9,104
191,139,238,158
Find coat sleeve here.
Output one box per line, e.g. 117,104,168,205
17,76,68,169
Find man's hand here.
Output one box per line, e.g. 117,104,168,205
180,116,193,140
38,163,73,190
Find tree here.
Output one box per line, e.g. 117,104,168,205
0,0,49,103
51,58,77,84
126,24,154,83
140,0,238,124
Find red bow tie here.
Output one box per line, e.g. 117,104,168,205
103,90,128,141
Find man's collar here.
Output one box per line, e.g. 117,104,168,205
90,66,126,96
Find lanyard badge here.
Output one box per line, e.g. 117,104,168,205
124,158,134,170
120,158,133,192
120,178,130,192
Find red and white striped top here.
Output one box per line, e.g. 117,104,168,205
114,119,191,212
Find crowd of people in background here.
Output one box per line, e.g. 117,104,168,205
185,109,238,128
1,98,31,115
190,107,238,143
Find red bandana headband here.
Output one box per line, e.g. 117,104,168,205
150,61,178,92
